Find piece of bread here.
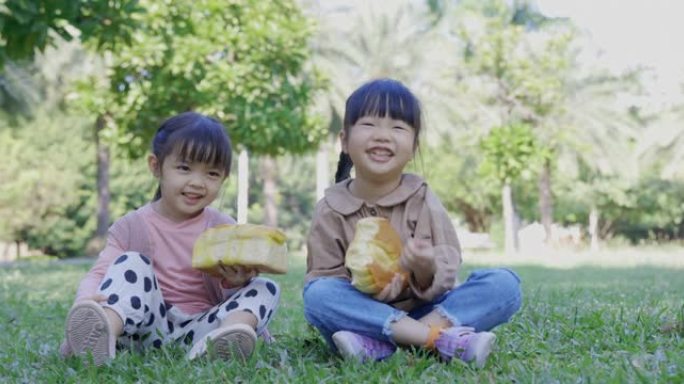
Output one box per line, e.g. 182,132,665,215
192,224,288,276
345,217,408,294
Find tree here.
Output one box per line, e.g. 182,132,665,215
480,123,540,254
1,0,144,250
306,0,460,198
420,138,498,233
0,0,142,66
99,0,324,227
450,0,641,248
638,103,684,180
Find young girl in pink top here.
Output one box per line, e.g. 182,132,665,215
304,79,521,367
60,112,280,365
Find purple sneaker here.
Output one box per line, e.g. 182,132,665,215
332,331,396,362
434,326,496,368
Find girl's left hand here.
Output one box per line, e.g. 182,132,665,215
401,238,436,288
401,238,436,273
218,264,258,288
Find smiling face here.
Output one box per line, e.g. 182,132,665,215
341,114,416,186
149,150,226,222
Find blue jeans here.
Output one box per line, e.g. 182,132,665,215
303,268,522,349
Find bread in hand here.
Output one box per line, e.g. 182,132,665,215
192,224,288,276
345,217,408,294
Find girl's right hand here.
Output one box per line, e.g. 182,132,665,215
373,273,406,302
218,264,258,288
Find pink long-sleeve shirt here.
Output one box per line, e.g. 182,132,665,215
75,203,234,314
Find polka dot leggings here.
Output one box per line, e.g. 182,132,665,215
97,252,280,351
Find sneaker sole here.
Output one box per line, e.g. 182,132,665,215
470,332,496,368
187,323,256,361
66,300,114,366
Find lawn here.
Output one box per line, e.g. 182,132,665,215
1,253,682,383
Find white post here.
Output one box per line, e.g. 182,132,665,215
503,183,518,255
315,144,329,201
589,206,600,252
237,149,249,224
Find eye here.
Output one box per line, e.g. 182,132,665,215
208,170,223,178
177,164,191,171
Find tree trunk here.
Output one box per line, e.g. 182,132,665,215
315,143,329,201
261,156,278,227
589,205,600,252
503,182,518,255
538,159,553,243
95,115,110,242
237,149,249,224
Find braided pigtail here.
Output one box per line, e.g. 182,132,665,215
334,152,354,183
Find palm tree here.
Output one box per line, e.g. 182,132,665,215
451,0,641,250
306,0,462,197
638,102,684,180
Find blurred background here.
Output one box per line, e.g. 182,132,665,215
1,0,682,261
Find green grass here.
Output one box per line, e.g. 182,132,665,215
1,257,683,383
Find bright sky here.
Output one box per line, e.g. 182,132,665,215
536,0,684,106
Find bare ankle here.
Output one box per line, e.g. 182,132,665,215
103,307,124,336
220,311,258,329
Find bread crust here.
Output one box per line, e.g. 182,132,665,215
192,224,288,275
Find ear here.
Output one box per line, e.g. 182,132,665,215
339,130,348,153
148,154,161,178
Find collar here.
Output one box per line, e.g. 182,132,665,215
324,173,426,215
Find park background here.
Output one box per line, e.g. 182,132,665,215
0,0,682,382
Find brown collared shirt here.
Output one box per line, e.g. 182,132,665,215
305,173,462,311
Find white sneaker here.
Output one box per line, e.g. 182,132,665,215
187,323,257,361
66,300,116,365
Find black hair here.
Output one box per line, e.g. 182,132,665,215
335,78,423,183
151,111,232,200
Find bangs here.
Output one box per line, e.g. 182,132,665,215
344,79,421,129
165,118,232,174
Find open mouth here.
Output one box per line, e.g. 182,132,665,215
182,192,204,203
367,148,393,162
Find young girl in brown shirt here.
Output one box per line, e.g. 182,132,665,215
303,79,522,367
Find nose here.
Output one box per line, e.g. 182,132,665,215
188,172,206,189
370,123,391,141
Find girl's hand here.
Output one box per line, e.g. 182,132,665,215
218,264,257,288
401,238,436,289
373,273,406,302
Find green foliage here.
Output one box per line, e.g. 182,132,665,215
420,139,498,232
480,123,540,184
0,0,144,66
0,109,154,257
610,179,684,243
269,156,316,251
0,61,41,120
214,154,316,252
0,112,92,254
101,0,325,158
